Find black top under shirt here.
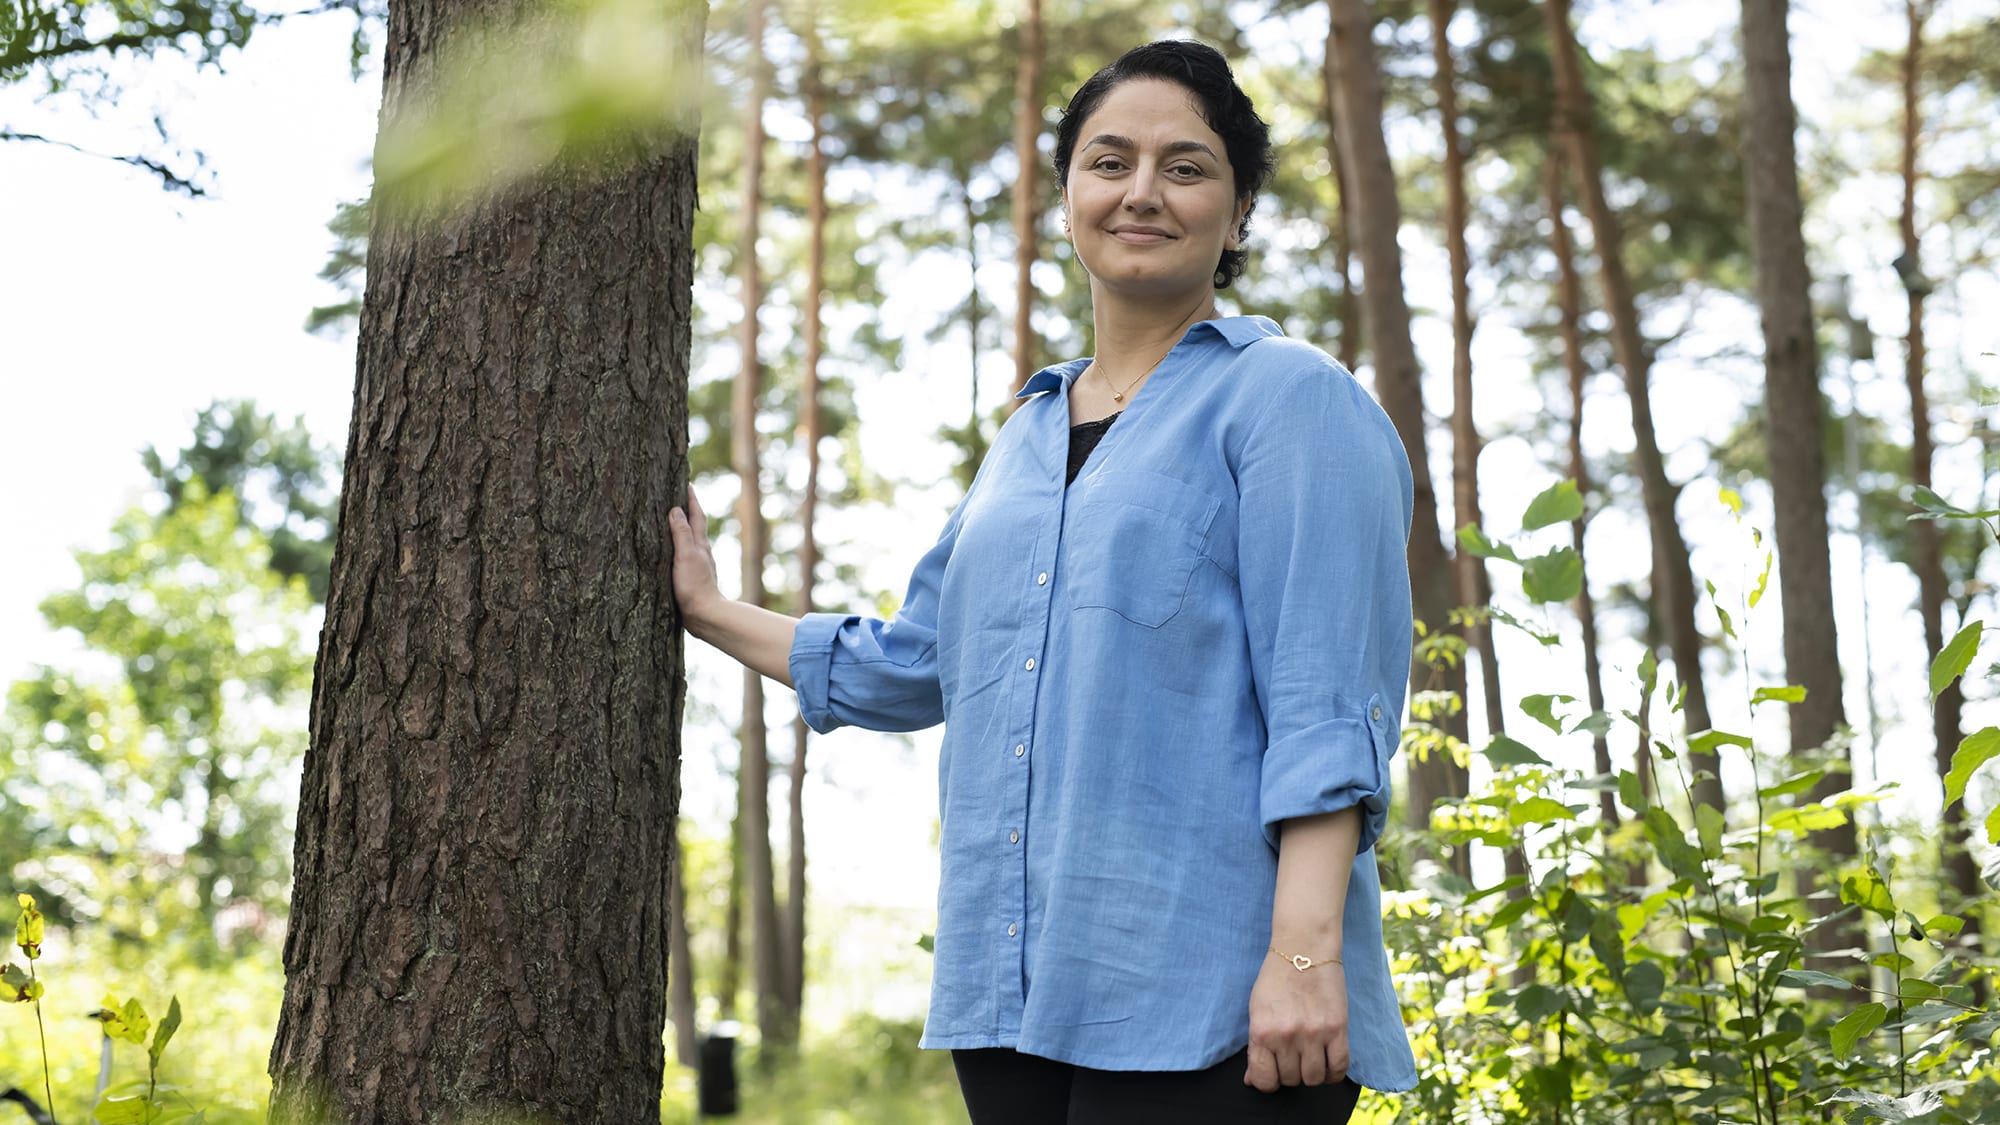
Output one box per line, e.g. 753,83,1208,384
1066,411,1122,486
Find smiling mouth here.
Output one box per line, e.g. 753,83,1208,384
1109,228,1174,243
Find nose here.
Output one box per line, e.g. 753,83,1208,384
1121,162,1164,212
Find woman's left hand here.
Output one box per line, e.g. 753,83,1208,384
1244,951,1350,1092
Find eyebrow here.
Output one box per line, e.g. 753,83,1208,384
1080,135,1220,160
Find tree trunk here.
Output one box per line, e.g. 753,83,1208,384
266,7,699,1121
1327,0,1468,869
1740,0,1852,871
1009,0,1044,398
1318,16,1360,372
1546,153,1618,832
1898,0,1980,939
669,825,699,1068
1544,0,1723,816
1429,0,1502,745
780,18,829,1045
732,0,785,1054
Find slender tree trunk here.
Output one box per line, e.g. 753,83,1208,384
1009,0,1044,398
1544,0,1722,815
1898,0,1980,940
266,6,700,1119
1429,0,1502,744
1546,153,1618,831
780,21,829,1045
1740,0,1852,877
1319,16,1360,372
669,826,699,1068
732,0,785,1054
1327,0,1468,870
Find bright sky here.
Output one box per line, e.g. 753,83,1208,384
2,0,1994,1022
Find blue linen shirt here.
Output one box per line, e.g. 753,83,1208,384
790,316,1419,1089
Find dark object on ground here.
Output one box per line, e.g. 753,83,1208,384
699,1032,740,1116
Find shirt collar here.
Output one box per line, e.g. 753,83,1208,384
1013,316,1284,400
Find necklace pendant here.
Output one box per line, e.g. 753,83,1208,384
1111,392,1123,402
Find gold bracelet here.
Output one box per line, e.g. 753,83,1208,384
1270,946,1342,972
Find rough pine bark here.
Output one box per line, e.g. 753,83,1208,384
1327,0,1468,864
1429,0,1502,745
731,0,786,1053
1545,0,1724,816
1898,1,1980,932
780,17,829,1041
1009,0,1044,398
669,828,699,1068
1318,16,1360,372
1739,0,1852,868
265,3,701,1120
1546,153,1620,831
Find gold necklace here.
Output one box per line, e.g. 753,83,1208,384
1098,351,1168,403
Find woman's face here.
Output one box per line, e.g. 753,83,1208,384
1061,78,1250,305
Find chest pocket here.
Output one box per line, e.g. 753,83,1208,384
1062,470,1220,629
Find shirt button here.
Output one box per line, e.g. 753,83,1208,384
1007,923,1018,937
1009,830,1020,844
1371,704,1384,722
1024,658,1036,671
1015,744,1026,758
1037,572,1048,585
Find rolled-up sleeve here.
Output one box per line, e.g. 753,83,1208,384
1236,354,1415,854
790,499,966,735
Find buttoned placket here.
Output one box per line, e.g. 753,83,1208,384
993,375,1086,1027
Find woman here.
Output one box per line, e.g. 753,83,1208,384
670,40,1417,1123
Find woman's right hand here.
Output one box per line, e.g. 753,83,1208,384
668,485,722,637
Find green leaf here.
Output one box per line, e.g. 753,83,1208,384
1944,727,2000,808
1841,870,1896,918
1747,550,1772,609
1706,579,1736,639
1758,770,1823,800
1830,1003,1888,1060
1520,480,1584,530
1623,961,1665,1013
1571,711,1613,737
1687,729,1753,756
1522,548,1583,604
1489,896,1535,929
1617,770,1648,814
1775,969,1851,990
1751,685,1806,705
1770,804,1847,833
916,933,935,953
0,962,32,1003
14,894,43,959
1921,914,1965,938
1510,797,1578,827
1988,802,2000,848
1695,804,1725,858
1457,524,1519,563
1907,486,2000,519
1931,622,1983,699
150,995,182,1068
1520,694,1573,735
1484,735,1550,768
1514,982,1564,1022
1718,486,1744,516
94,1096,153,1125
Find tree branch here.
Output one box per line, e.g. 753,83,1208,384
0,130,205,196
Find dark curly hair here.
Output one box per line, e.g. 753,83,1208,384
1052,41,1274,290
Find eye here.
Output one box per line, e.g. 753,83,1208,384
1167,163,1205,179
1089,155,1128,173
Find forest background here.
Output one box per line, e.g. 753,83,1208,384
2,0,1998,1120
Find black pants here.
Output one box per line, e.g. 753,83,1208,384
952,1047,1362,1124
